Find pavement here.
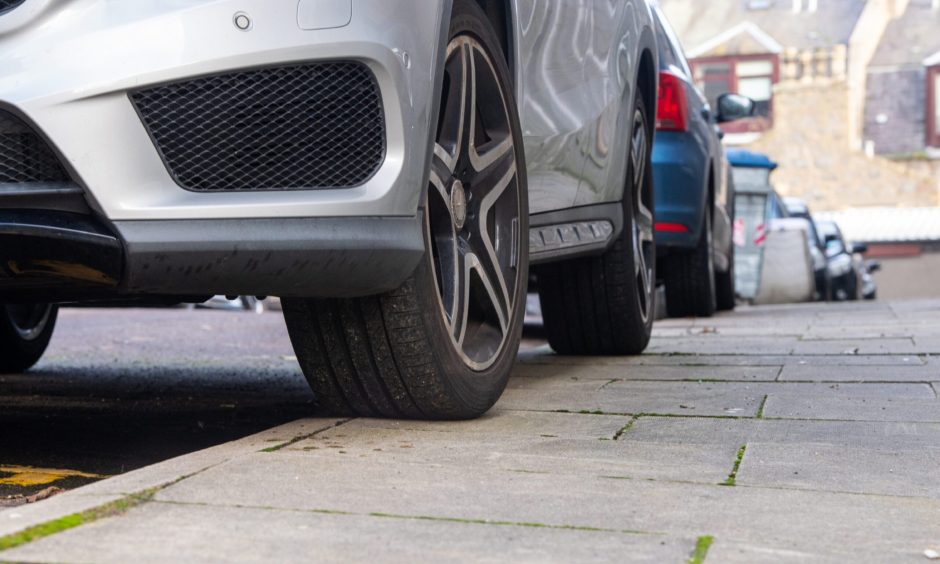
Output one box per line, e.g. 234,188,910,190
2,300,940,562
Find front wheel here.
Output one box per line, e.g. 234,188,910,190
0,304,58,373
283,0,527,419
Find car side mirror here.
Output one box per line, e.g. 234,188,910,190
851,242,868,254
716,93,756,123
867,260,881,273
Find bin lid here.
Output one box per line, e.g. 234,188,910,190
727,148,778,170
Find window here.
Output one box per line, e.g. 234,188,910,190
736,60,774,119
691,55,778,127
694,62,733,109
930,66,940,147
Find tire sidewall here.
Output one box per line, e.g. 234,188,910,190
628,93,656,339
0,304,58,372
411,0,529,415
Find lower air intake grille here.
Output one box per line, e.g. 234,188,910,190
0,0,26,15
0,110,70,184
130,62,387,192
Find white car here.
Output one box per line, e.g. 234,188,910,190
0,0,658,418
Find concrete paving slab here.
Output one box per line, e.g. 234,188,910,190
646,337,799,355
499,380,766,417
624,416,940,450
283,414,738,485
518,351,925,367
763,395,940,422
791,338,919,355
512,363,782,382
3,501,694,564
778,363,939,382
738,442,940,498
706,541,858,564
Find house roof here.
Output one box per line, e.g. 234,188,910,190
815,207,940,243
686,22,783,58
659,0,866,57
869,0,940,69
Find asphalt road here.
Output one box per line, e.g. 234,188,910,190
0,307,318,503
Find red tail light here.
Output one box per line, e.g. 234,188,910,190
655,222,690,233
656,71,689,132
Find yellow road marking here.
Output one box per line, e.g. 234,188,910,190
0,465,108,487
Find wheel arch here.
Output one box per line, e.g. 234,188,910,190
474,0,516,80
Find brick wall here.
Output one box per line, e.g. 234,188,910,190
745,79,939,210
864,68,926,155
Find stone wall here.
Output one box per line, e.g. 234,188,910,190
746,79,939,211
864,67,927,156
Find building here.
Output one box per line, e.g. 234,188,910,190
661,0,864,138
659,0,940,211
863,0,940,157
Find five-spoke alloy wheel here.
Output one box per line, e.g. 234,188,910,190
283,0,528,419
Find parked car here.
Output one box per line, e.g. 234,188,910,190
727,149,788,301
860,260,880,300
0,0,660,419
650,6,754,318
783,197,831,301
815,220,864,301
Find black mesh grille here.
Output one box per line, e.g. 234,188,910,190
131,62,386,192
0,110,70,184
0,0,26,14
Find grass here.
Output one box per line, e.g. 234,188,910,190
721,445,748,486
688,535,714,564
0,489,156,552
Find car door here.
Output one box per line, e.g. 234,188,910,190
512,0,593,214
573,0,643,207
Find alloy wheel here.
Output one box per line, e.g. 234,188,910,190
4,304,54,341
630,108,655,324
426,35,521,371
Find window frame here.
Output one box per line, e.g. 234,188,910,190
928,65,940,148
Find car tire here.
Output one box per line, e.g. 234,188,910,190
715,250,735,312
0,304,58,373
535,94,656,356
282,0,528,419
663,209,717,318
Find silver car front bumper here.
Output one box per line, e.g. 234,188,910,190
0,0,444,221
0,0,450,298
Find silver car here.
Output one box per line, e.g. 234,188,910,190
0,0,658,418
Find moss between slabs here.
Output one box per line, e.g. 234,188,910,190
688,535,714,564
721,445,748,486
0,488,156,552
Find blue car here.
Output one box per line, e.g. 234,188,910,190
650,6,754,317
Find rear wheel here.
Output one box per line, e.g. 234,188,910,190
282,0,527,419
715,246,735,311
0,304,57,373
536,94,656,356
663,209,717,318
